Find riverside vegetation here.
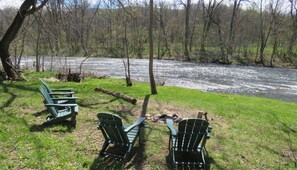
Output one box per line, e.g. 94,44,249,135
2,0,297,71
0,71,296,169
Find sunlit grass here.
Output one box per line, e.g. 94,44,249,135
0,71,296,169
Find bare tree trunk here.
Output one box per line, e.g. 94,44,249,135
77,2,100,74
200,0,222,61
162,15,170,56
117,0,133,86
270,36,277,67
0,0,48,79
189,0,201,52
269,0,281,67
124,16,132,86
287,0,297,58
13,22,29,70
213,18,226,62
259,0,265,65
149,0,157,95
35,22,41,72
184,0,191,61
156,2,170,59
227,0,241,61
16,31,27,69
258,0,273,66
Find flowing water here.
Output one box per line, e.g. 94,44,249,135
22,56,297,102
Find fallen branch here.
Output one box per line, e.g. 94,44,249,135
95,87,137,104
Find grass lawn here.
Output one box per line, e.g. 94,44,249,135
0,71,296,169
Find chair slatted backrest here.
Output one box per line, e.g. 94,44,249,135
176,119,209,151
97,113,130,146
40,79,53,93
39,87,58,117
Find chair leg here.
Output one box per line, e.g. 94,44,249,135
139,128,143,145
71,115,76,127
171,149,175,166
168,136,171,151
201,148,206,169
123,144,133,160
99,141,109,157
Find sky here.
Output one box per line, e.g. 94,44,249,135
0,0,23,9
0,0,291,11
0,0,178,9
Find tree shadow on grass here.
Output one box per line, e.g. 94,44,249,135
270,114,297,167
0,83,17,109
78,98,119,108
90,155,124,170
0,81,42,109
109,105,137,124
124,95,150,169
90,95,150,170
90,144,146,170
30,120,75,133
32,109,48,117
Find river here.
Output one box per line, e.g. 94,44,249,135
21,56,297,102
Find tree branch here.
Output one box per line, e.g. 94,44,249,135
27,0,49,15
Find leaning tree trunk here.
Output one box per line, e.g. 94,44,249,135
0,0,48,80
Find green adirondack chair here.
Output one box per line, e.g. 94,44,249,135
97,112,145,160
166,118,212,168
40,79,74,97
39,87,78,125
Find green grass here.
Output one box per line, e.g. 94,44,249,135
0,71,296,169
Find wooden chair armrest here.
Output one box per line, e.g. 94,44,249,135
124,117,146,132
206,126,213,139
51,97,78,100
51,89,73,92
166,119,177,136
49,92,75,95
45,103,77,107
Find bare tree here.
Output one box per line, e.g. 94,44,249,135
156,1,171,59
149,0,157,94
269,0,282,66
12,20,31,69
256,0,273,65
34,11,45,72
213,8,226,62
200,0,222,57
226,0,243,63
76,1,100,74
189,0,202,52
117,0,133,86
288,0,297,59
179,0,191,61
0,0,48,79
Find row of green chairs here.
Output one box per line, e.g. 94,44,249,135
39,79,78,125
97,113,212,168
38,80,212,168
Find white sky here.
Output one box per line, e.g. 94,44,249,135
0,0,290,10
0,0,23,9
0,0,178,9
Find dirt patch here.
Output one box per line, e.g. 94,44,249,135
282,148,297,167
135,100,228,128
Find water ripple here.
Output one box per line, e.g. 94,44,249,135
21,56,297,102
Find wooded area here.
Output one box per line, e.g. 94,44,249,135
1,0,297,72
